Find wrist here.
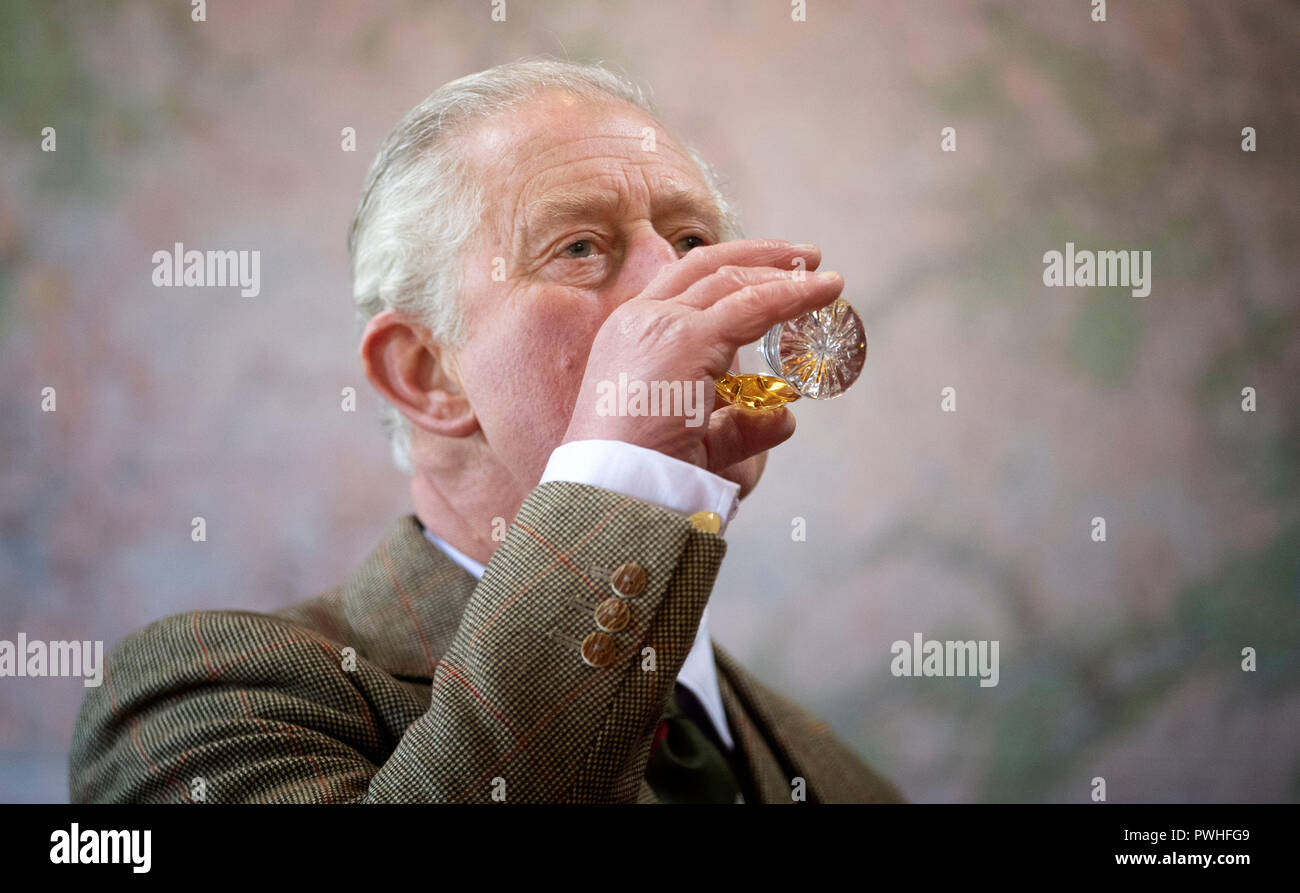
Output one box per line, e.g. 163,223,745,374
540,439,739,533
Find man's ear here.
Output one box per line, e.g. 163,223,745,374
360,309,479,438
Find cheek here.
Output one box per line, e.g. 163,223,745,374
472,312,593,393
553,334,591,381
522,294,602,380
528,311,599,429
458,292,604,450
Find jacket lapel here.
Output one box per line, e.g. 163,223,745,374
714,643,906,803
340,514,477,681
715,644,798,803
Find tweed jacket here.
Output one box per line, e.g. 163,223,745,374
69,481,904,804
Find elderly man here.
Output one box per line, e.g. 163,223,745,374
69,60,903,804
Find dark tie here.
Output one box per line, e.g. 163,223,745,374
644,684,749,804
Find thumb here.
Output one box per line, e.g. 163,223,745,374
702,404,796,475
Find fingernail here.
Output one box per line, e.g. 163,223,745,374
816,270,841,281
793,243,818,252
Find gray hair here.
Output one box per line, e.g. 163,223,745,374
348,58,743,474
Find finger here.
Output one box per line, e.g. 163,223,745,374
700,271,844,348
674,265,802,310
642,239,821,301
702,403,796,474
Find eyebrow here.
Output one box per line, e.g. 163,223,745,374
518,184,724,253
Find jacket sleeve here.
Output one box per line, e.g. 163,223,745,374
68,481,725,803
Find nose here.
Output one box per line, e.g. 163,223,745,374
616,223,681,301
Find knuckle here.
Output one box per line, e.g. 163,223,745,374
636,309,682,345
713,264,747,286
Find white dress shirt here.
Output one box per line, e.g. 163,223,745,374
422,439,740,751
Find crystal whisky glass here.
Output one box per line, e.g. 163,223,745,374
715,297,867,409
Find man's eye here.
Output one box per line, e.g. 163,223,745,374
563,240,594,258
677,235,707,254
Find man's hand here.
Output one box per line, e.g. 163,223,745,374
560,239,843,498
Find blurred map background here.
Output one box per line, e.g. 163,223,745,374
1,0,1297,802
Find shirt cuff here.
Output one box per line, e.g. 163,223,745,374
539,440,740,534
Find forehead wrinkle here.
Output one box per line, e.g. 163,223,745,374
512,174,722,260
485,114,716,258
498,129,697,202
507,144,690,203
513,169,631,256
650,181,725,231
523,185,623,232
518,128,693,165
